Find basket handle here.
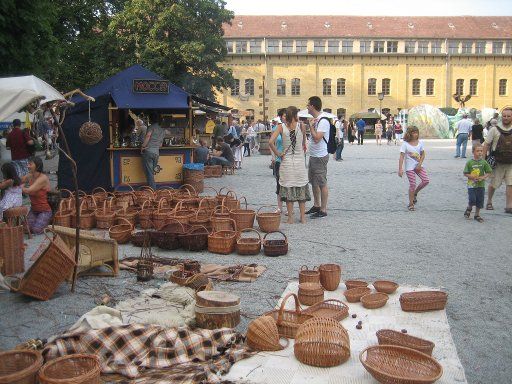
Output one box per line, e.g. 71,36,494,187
57,199,67,214
139,186,154,193
300,265,309,271
179,184,195,196
59,188,74,198
195,206,211,219
238,196,248,210
114,182,135,192
213,204,229,215
92,187,107,195
257,205,279,215
115,217,133,230
217,187,228,196
201,186,218,197
277,293,301,324
239,228,261,241
162,218,185,232
187,225,210,235
226,190,237,200
263,231,287,241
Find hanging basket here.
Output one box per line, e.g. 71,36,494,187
236,228,261,255
230,196,255,230
263,231,288,257
256,205,281,233
79,121,102,145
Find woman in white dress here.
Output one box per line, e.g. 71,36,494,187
269,106,311,224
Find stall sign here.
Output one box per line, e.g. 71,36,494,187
133,79,170,94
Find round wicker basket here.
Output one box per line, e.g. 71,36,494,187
79,121,102,145
361,292,389,309
0,350,43,384
344,287,372,303
299,265,320,284
373,280,399,294
298,282,324,306
38,354,100,384
344,279,369,290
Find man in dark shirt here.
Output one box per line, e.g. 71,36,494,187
356,118,366,145
194,139,209,164
6,118,33,177
471,118,484,146
209,136,234,166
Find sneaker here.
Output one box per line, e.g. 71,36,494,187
454,155,460,158
310,211,327,219
305,206,320,215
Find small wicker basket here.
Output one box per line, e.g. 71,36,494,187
400,291,448,312
108,218,133,244
361,292,389,309
299,265,320,284
256,205,281,233
94,198,117,229
319,263,341,291
298,282,324,306
208,230,239,254
302,299,349,321
344,287,372,303
53,199,73,228
138,200,155,229
263,231,288,257
0,349,43,384
344,279,368,290
229,196,255,230
264,293,314,339
376,329,435,356
373,280,399,294
153,220,189,250
236,228,261,255
38,354,100,384
247,316,288,352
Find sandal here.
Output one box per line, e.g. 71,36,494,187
408,204,415,211
464,208,471,219
474,215,484,223
486,203,494,210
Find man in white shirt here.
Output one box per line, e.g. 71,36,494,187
334,117,344,161
455,114,473,158
305,96,330,218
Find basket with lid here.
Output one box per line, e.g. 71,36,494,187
263,293,314,339
299,265,320,284
263,231,288,256
256,205,281,233
236,228,261,255
298,282,324,306
195,290,240,329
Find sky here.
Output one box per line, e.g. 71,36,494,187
223,0,512,16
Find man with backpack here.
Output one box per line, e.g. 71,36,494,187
483,107,512,213
305,96,334,219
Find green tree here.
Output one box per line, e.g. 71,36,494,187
109,0,234,99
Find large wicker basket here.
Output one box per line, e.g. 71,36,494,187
0,350,43,384
400,291,448,312
376,329,435,356
229,196,255,230
153,220,189,250
319,263,341,291
179,225,210,251
94,198,116,229
208,230,239,254
38,354,100,384
263,231,288,256
299,265,320,284
0,224,24,275
236,228,261,255
264,293,314,339
294,317,351,368
256,205,281,233
247,316,287,352
53,199,73,228
108,218,133,244
360,345,443,384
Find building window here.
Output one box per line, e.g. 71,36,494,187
418,41,429,54
368,78,377,95
291,78,300,96
492,41,503,54
328,40,339,53
431,41,442,54
336,78,346,95
382,78,390,95
426,79,435,95
455,79,464,95
461,41,473,54
277,78,286,95
226,41,234,53
475,41,486,54
314,40,326,52
296,40,307,53
231,79,240,96
282,40,293,53
323,78,332,95
360,40,371,53
235,41,247,53
267,39,279,53
506,41,512,54
245,79,254,96
323,108,332,113
387,41,398,53
469,79,478,96
499,79,507,96
448,40,459,54
412,79,421,95
405,41,416,53
342,40,353,53
373,41,385,53
249,40,261,53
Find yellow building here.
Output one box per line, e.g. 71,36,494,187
217,16,512,120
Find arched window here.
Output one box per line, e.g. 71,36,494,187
277,78,286,95
336,78,346,95
368,78,377,95
230,79,240,96
291,78,300,95
412,79,421,95
244,79,254,96
426,79,435,95
323,78,332,95
469,79,478,96
455,79,464,95
382,78,390,95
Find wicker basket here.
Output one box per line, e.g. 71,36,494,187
247,316,287,352
134,186,155,206
205,165,222,178
72,199,96,230
376,329,435,356
319,264,341,291
400,291,448,312
185,272,210,291
189,204,211,229
116,206,139,226
294,317,351,368
373,280,399,294
169,201,195,225
263,231,288,257
302,299,349,321
0,349,43,384
344,287,372,303
38,354,100,384
298,282,325,306
0,224,24,275
264,293,314,339
137,200,155,229
130,231,149,247
216,188,238,209
53,199,73,228
154,220,189,250
229,196,255,230
113,183,136,209
169,269,194,286
208,230,239,254
108,218,133,244
360,345,443,384
94,198,117,229
211,213,236,233
345,279,369,290
91,187,109,205
299,265,320,284
361,292,389,309
197,187,218,212
152,198,173,230
256,205,281,233
179,225,210,251
236,228,261,255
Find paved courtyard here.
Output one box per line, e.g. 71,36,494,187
1,138,511,384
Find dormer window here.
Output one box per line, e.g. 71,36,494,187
367,22,373,30
281,21,287,30
448,23,455,29
324,21,331,28
491,22,499,29
408,22,414,29
237,21,243,28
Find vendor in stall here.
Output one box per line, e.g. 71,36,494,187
140,112,165,189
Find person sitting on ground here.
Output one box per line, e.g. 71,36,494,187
209,136,234,167
463,144,492,223
194,139,209,165
21,156,52,234
0,162,23,221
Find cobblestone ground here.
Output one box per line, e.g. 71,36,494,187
1,139,510,384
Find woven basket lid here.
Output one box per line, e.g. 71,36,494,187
196,290,240,307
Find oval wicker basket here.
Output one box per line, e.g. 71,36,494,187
299,265,320,284
247,316,288,352
298,282,325,306
360,345,443,384
208,230,239,254
376,329,435,356
0,349,43,384
344,287,372,303
256,205,281,233
263,231,288,257
319,263,341,291
236,228,261,255
302,299,349,321
400,291,448,312
38,354,100,384
344,279,369,290
263,293,314,339
169,269,194,286
294,317,351,368
108,217,133,244
361,292,389,309
179,225,210,251
373,280,399,294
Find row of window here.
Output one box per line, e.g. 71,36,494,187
231,78,509,97
226,39,512,55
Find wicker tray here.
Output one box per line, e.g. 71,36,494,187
373,280,399,294
39,354,100,384
302,299,349,321
376,329,435,356
400,291,448,312
361,292,389,309
264,293,314,339
0,349,43,384
344,287,371,303
263,231,288,257
360,345,443,384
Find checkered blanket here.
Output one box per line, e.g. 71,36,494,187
43,324,251,383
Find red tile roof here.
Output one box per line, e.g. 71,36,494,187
223,16,512,39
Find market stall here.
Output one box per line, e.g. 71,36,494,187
58,65,196,192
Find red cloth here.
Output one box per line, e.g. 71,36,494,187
6,128,31,160
29,184,51,212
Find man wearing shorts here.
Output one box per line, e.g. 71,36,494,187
305,96,330,218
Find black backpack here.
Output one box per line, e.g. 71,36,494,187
320,117,337,154
494,127,512,164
